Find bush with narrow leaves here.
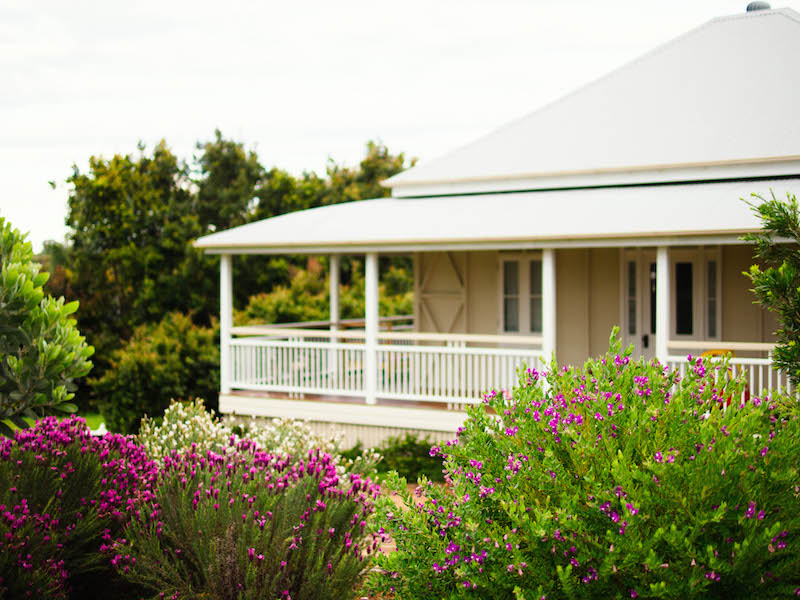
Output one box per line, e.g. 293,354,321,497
0,416,157,599
114,442,384,599
369,332,800,599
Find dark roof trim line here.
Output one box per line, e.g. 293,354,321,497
396,173,800,200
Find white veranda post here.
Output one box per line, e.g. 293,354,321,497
329,255,340,389
329,255,340,331
656,246,670,363
220,254,233,394
365,252,379,405
542,248,557,364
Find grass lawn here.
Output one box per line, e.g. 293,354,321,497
9,412,106,432
79,412,105,430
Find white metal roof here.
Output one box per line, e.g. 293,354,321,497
194,179,798,253
385,8,800,192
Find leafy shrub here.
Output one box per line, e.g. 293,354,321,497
114,442,384,599
92,312,219,433
234,260,412,327
0,416,157,598
0,218,94,433
369,333,800,599
343,434,445,483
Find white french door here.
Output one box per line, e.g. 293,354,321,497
622,250,657,360
622,247,722,360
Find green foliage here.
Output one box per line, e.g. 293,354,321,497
192,129,264,230
743,192,800,388
92,313,219,434
369,332,800,599
0,218,93,432
253,140,412,222
377,434,445,483
342,434,445,483
63,141,223,390
234,258,412,326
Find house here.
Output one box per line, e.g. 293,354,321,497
195,4,799,445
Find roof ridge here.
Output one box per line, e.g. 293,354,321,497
708,6,800,27
388,7,800,186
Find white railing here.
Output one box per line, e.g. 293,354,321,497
231,338,365,397
666,340,792,398
228,325,544,407
377,343,541,405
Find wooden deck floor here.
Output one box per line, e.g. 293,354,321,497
227,389,457,411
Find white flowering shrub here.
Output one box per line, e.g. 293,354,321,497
233,416,382,475
137,398,231,463
237,416,342,458
138,399,381,475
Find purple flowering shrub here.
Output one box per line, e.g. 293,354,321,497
114,440,384,599
0,416,157,599
368,332,800,599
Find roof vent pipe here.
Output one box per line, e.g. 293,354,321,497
746,1,771,10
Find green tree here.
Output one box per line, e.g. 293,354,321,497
254,167,327,221
234,258,412,327
192,129,265,230
0,218,93,434
323,140,410,205
743,191,800,388
92,312,219,434
66,141,194,362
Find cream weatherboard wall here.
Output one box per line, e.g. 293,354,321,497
554,249,621,367
412,248,620,366
721,244,779,353
410,245,773,366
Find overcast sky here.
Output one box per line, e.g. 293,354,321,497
2,0,794,251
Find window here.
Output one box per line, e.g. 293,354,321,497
503,261,519,332
529,260,543,333
501,256,543,334
707,259,717,338
675,262,693,335
627,261,637,335
670,248,721,340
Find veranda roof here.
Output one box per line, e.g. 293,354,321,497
194,178,799,254
385,8,800,190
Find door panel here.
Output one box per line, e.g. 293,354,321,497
622,251,656,360
415,252,467,333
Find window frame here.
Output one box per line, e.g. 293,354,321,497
498,252,544,336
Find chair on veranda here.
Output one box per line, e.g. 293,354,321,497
699,349,751,406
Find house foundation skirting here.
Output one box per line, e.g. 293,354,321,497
220,393,461,448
